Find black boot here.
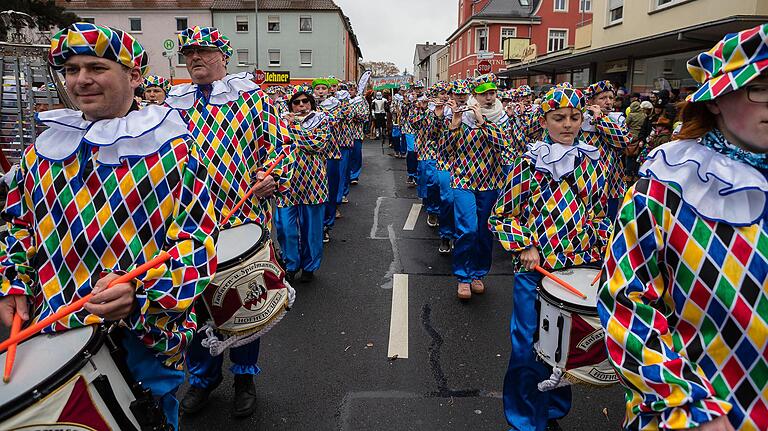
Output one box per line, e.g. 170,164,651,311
232,374,258,418
180,381,220,414
545,420,563,431
285,270,297,283
299,270,314,283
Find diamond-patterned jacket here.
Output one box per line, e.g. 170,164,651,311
318,99,342,160
410,106,440,161
444,120,508,191
348,99,369,141
0,109,217,370
579,112,630,199
277,112,329,206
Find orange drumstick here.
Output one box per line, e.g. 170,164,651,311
534,265,587,300
591,269,603,286
222,152,287,222
0,251,172,355
3,312,22,383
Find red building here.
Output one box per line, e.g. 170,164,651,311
447,0,592,83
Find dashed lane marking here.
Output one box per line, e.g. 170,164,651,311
387,273,409,359
402,203,422,231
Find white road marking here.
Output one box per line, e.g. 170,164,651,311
402,203,422,231
369,196,385,239
387,273,409,359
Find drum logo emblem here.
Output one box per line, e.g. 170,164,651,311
242,277,268,310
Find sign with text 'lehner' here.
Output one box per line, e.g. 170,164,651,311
264,71,291,84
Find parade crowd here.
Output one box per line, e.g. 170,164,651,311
0,19,766,431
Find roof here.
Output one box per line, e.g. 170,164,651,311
256,0,340,10
56,0,214,8
211,0,254,8
414,43,446,64
474,0,540,19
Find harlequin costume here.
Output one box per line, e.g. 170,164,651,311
445,73,508,290
598,24,768,431
265,85,289,117
468,74,512,175
348,81,368,185
411,93,441,223
508,85,542,165
391,85,408,158
143,74,172,106
0,23,218,430
580,80,630,220
275,84,329,280
165,26,291,412
312,78,344,234
489,86,611,430
404,81,425,185
336,85,368,201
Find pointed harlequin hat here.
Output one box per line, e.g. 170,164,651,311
450,79,471,95
473,73,498,94
49,22,150,76
144,75,171,93
687,23,768,102
293,83,313,96
584,80,615,99
540,86,585,114
178,26,233,60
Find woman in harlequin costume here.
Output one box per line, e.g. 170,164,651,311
411,90,441,228
580,80,630,220
144,74,171,105
164,25,291,419
312,78,343,242
348,81,368,185
444,73,509,299
336,82,368,203
275,84,329,283
391,84,408,158
598,24,768,431
489,85,611,431
506,85,543,163
265,85,289,117
403,81,425,186
0,23,217,430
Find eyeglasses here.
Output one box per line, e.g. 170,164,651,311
745,85,768,103
291,98,310,106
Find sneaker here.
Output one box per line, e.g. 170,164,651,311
406,177,416,188
180,381,220,414
457,283,471,300
299,271,314,283
438,238,451,254
335,209,343,219
350,179,359,185
470,279,485,294
232,374,257,418
426,213,439,227
323,229,330,243
285,270,297,283
341,195,349,204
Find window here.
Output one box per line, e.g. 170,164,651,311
458,38,463,58
607,0,623,24
465,33,470,55
554,0,567,11
300,50,312,67
476,28,488,52
82,17,95,24
547,29,567,52
269,49,280,67
237,49,249,66
129,17,142,32
655,0,685,9
500,27,517,52
268,15,280,32
177,52,186,65
299,16,312,32
519,0,530,5
580,0,592,12
236,16,248,32
176,17,188,32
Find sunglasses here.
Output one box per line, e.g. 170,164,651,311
292,98,310,106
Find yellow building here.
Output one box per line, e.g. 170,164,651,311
501,0,768,95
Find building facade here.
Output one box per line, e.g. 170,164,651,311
211,0,258,75
434,45,450,83
413,42,446,86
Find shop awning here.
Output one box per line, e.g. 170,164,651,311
499,15,768,78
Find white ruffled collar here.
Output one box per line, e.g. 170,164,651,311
640,139,768,225
165,72,259,110
525,140,600,180
34,105,190,165
319,96,340,110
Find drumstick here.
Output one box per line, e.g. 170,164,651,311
534,265,587,300
0,251,171,354
590,269,603,286
2,312,22,382
222,152,287,222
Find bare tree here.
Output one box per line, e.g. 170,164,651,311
361,61,400,77
1,2,79,43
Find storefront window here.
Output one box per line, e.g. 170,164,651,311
632,50,699,96
571,67,590,88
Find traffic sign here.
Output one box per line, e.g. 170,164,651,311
477,60,492,74
253,69,266,84
476,51,494,60
163,39,175,51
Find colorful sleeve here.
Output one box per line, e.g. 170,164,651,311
128,144,217,319
352,101,368,122
488,160,534,252
258,96,293,176
0,154,36,297
289,117,329,154
481,119,509,154
586,159,611,248
595,114,630,149
597,180,733,428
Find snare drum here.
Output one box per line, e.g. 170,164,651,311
202,222,290,335
0,326,142,430
535,266,618,386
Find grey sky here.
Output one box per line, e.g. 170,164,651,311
334,0,458,73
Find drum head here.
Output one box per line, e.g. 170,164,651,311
539,267,600,315
217,223,267,270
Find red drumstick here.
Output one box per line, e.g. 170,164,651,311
222,152,287,223
0,251,172,355
3,312,22,382
534,265,587,300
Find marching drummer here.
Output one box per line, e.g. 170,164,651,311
488,85,611,431
164,25,291,419
598,24,768,431
143,74,171,105
0,23,217,430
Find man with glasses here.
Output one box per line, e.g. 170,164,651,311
165,25,291,419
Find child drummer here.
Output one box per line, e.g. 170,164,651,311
488,85,611,431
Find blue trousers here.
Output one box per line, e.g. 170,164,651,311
350,139,363,181
186,330,261,389
392,128,405,155
324,158,341,229
607,197,621,222
338,146,352,202
452,188,497,283
121,333,185,430
276,204,324,272
405,134,417,179
505,271,572,430
417,159,440,215
438,169,455,240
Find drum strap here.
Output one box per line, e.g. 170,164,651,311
92,375,141,431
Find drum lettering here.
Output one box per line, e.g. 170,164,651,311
219,261,281,291
576,328,605,351
588,367,619,383
233,292,285,325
